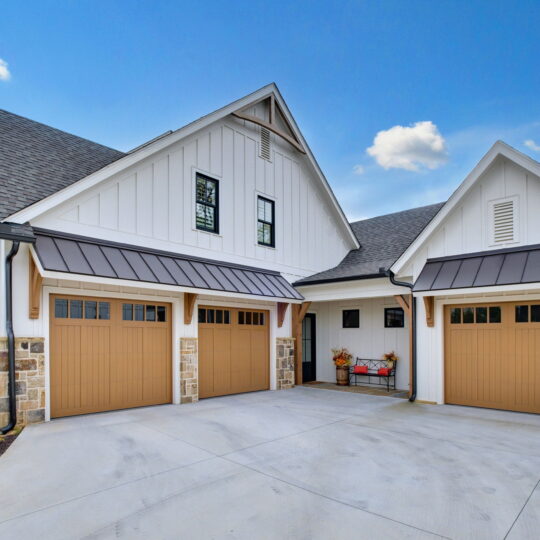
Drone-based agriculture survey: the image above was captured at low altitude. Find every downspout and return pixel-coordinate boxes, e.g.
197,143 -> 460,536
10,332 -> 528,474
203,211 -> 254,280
386,270 -> 417,402
1,241 -> 20,434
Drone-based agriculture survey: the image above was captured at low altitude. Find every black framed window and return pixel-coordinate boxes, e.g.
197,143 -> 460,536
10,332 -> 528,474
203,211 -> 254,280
342,309 -> 359,328
257,196 -> 275,247
195,173 -> 219,234
385,307 -> 404,328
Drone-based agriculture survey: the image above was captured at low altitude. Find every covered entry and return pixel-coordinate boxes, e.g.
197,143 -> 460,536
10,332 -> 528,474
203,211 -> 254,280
198,306 -> 269,398
444,301 -> 540,413
50,295 -> 172,417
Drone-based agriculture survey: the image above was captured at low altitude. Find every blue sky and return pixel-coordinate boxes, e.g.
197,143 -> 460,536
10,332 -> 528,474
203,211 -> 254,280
1,1 -> 540,220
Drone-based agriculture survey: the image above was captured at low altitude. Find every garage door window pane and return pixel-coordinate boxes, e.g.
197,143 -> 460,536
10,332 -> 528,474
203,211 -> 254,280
450,308 -> 461,324
259,313 -> 264,325
123,304 -> 133,321
146,305 -> 156,322
224,310 -> 230,324
246,312 -> 252,325
198,308 -> 206,323
515,305 -> 529,323
463,307 -> 474,324
476,307 -> 487,324
55,299 -> 68,318
70,300 -> 83,319
207,309 -> 215,323
99,302 -> 110,320
531,305 -> 540,323
253,312 -> 259,325
134,304 -> 144,321
85,301 -> 97,320
157,306 -> 166,322
216,310 -> 223,324
489,306 -> 501,323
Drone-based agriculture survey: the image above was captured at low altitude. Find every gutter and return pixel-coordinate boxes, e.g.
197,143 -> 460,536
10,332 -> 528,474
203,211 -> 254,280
0,223 -> 36,434
386,269 -> 417,403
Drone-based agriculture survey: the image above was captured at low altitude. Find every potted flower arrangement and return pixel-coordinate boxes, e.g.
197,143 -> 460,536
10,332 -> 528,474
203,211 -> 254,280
332,348 -> 352,386
382,351 -> 398,369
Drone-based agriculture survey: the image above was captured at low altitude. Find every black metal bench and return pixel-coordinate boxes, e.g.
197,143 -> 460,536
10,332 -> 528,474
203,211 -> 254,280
349,358 -> 396,391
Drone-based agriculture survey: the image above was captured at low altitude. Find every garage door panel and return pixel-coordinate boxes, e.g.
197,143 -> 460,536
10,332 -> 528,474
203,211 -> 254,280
445,301 -> 540,414
51,295 -> 171,418
199,307 -> 269,399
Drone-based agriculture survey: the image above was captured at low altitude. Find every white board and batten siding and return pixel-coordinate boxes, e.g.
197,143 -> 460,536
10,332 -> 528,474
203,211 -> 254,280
32,110 -> 352,284
313,298 -> 410,391
400,156 -> 540,281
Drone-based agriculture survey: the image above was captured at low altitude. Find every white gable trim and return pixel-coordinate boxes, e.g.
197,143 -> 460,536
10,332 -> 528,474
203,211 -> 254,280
6,83 -> 359,249
391,141 -> 540,275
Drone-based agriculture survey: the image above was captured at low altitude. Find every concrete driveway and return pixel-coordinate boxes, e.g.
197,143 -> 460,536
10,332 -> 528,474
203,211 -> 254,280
0,387 -> 539,540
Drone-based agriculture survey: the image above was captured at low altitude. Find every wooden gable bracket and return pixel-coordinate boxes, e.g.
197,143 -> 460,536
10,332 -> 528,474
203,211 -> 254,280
277,302 -> 289,328
232,94 -> 306,154
423,296 -> 435,327
291,301 -> 312,386
29,255 -> 43,319
184,293 -> 198,325
393,294 -> 411,317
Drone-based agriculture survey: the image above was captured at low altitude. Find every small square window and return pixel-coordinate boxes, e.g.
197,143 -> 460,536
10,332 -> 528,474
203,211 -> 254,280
122,303 -> 133,321
146,305 -> 156,322
516,305 -> 529,323
385,307 -> 404,328
55,299 -> 68,318
134,304 -> 144,321
157,306 -> 166,322
476,307 -> 487,324
70,300 -> 83,319
450,308 -> 461,324
85,301 -> 97,320
98,302 -> 110,320
343,309 -> 359,328
463,307 -> 474,324
489,306 -> 501,323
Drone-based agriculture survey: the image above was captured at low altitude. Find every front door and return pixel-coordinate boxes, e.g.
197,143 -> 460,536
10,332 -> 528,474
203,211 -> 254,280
302,313 -> 316,382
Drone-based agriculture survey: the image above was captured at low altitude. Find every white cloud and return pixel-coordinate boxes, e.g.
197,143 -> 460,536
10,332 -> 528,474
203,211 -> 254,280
524,139 -> 540,152
0,59 -> 11,81
352,164 -> 365,175
367,121 -> 447,171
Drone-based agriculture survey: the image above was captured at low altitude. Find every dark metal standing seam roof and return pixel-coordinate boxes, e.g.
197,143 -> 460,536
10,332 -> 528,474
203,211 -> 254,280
413,244 -> 540,292
33,229 -> 303,301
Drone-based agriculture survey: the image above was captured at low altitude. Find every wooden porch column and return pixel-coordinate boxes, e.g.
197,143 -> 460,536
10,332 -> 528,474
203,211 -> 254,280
291,301 -> 311,386
394,294 -> 413,397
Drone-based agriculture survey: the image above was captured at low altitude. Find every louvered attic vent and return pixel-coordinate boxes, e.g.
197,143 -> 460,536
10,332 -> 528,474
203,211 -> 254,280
259,127 -> 271,161
492,199 -> 516,244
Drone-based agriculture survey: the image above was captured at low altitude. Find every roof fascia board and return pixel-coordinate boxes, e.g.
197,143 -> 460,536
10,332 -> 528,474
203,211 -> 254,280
391,141 -> 540,274
413,282 -> 540,298
6,84 -> 359,249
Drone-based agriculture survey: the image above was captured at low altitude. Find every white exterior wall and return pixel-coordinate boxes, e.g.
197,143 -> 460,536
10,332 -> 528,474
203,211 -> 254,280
311,297 -> 410,390
31,111 -> 352,283
401,157 -> 540,281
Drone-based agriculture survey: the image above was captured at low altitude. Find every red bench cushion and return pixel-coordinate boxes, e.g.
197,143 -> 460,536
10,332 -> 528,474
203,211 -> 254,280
378,367 -> 391,376
353,365 -> 368,374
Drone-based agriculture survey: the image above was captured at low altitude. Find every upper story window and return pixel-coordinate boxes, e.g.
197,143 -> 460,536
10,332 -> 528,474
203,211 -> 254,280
196,173 -> 219,234
257,196 -> 275,247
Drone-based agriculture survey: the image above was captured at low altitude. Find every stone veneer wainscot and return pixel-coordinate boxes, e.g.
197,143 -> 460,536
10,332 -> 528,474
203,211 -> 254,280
180,337 -> 198,403
0,338 -> 46,426
276,337 -> 295,389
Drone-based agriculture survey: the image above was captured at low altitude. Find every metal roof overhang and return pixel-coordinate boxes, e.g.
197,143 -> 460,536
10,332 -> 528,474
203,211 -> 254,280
413,244 -> 540,292
33,228 -> 303,301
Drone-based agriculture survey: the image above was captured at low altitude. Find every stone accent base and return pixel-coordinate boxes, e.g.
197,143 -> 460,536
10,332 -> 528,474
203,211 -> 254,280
180,338 -> 198,403
276,337 -> 295,389
0,338 -> 45,426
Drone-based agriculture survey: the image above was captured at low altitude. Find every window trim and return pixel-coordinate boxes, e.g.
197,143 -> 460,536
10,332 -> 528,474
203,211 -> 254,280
342,309 -> 360,329
384,307 -> 405,328
257,195 -> 275,247
194,172 -> 220,235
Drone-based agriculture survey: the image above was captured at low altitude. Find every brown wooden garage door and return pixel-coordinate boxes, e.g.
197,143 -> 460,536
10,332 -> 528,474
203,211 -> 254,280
198,306 -> 269,398
50,295 -> 172,418
445,301 -> 540,414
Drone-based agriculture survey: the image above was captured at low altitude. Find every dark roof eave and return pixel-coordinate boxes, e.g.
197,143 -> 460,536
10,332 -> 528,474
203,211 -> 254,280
294,271 -> 387,287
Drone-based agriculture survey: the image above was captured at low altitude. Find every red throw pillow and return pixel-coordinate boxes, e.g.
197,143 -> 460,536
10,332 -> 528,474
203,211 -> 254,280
378,367 -> 391,376
353,365 -> 368,374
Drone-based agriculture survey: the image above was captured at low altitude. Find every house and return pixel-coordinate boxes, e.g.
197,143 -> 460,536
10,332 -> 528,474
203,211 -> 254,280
1,84 -> 539,430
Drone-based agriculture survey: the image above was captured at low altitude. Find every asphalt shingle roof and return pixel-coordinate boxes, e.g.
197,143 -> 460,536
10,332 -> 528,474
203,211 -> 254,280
0,109 -> 125,220
294,202 -> 445,286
